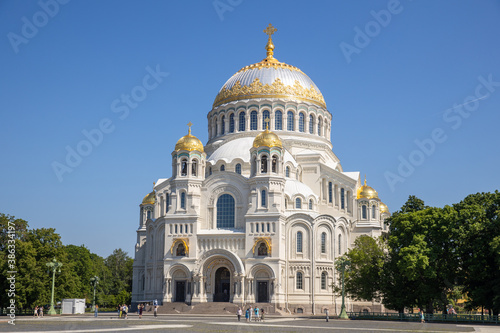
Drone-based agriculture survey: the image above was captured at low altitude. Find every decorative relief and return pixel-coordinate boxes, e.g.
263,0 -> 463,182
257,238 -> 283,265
213,78 -> 326,109
303,167 -> 317,174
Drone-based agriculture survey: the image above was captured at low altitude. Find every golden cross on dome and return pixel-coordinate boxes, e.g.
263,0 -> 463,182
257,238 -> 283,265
264,117 -> 270,130
263,23 -> 277,38
187,121 -> 193,134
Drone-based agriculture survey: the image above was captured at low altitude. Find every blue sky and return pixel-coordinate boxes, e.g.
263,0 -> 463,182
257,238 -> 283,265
1,0 -> 499,257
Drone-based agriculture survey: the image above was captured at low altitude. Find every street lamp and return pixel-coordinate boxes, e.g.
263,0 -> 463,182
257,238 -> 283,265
90,276 -> 99,311
335,256 -> 351,320
46,258 -> 63,315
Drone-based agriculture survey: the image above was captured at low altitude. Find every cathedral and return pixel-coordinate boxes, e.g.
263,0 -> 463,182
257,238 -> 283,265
131,25 -> 390,314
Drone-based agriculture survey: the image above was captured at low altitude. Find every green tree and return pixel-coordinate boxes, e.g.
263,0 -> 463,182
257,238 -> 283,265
343,235 -> 386,302
454,191 -> 500,316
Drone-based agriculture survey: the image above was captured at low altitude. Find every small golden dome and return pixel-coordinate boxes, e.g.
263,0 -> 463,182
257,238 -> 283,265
357,178 -> 379,200
142,191 -> 155,205
253,128 -> 282,148
175,122 -> 204,152
380,202 -> 389,214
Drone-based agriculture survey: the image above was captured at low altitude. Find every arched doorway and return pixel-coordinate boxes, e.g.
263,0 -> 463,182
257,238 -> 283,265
213,267 -> 230,302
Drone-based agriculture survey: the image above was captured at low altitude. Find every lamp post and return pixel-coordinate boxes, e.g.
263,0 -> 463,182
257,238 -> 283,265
90,276 -> 99,312
335,256 -> 351,320
46,258 -> 63,315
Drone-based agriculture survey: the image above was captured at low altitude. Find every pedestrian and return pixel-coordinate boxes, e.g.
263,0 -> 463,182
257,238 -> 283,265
139,304 -> 143,319
119,305 -> 122,318
39,306 -> 43,318
237,307 -> 242,321
34,306 -> 38,318
325,308 -> 329,322
154,305 -> 158,318
260,308 -> 265,322
94,305 -> 98,317
254,307 -> 259,321
245,308 -> 249,322
249,306 -> 253,322
123,304 -> 128,319
419,308 -> 425,323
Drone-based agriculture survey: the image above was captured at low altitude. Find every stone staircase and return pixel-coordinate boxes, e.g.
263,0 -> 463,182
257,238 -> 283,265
154,302 -> 278,315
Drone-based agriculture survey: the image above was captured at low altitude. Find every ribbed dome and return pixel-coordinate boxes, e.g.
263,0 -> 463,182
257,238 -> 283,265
175,125 -> 204,152
357,179 -> 379,200
213,25 -> 326,109
380,202 -> 389,214
142,191 -> 155,205
253,129 -> 282,148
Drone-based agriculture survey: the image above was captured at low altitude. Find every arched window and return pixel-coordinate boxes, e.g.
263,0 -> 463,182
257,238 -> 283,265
275,110 -> 282,130
192,159 -> 197,176
318,117 -> 322,136
147,210 -> 151,220
309,114 -> 314,134
295,198 -> 301,209
235,163 -> 241,174
215,121 -> 218,136
216,194 -> 235,229
220,164 -> 225,171
261,155 -> 268,173
180,192 -> 186,209
372,205 -> 376,219
285,166 -> 290,178
221,115 -> 225,134
362,205 -> 367,219
338,234 -> 342,254
287,111 -> 294,131
166,193 -> 170,213
250,111 -> 258,130
181,159 -> 188,176
328,182 -> 333,203
209,167 -> 212,176
257,242 -> 268,256
299,112 -> 305,132
262,110 -> 270,128
309,199 -> 313,210
251,156 -> 257,176
296,272 -> 303,289
297,231 -> 303,253
341,188 -> 345,209
321,232 -> 326,254
176,243 -> 186,256
321,271 -> 327,289
261,189 -> 266,207
271,155 -> 278,173
239,112 -> 246,131
229,113 -> 235,133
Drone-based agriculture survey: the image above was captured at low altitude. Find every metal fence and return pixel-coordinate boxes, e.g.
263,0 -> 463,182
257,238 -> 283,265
348,312 -> 499,324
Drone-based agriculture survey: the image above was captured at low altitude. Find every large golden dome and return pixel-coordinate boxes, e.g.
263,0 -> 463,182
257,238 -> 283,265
253,128 -> 282,148
142,191 -> 155,205
357,178 -> 379,200
175,123 -> 204,152
213,24 -> 326,109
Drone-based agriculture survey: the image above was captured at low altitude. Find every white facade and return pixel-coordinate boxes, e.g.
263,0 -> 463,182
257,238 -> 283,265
132,28 -> 390,314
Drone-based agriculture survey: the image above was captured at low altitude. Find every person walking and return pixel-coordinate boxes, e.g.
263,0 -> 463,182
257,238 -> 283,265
119,305 -> 122,318
260,308 -> 265,322
325,308 -> 329,322
34,306 -> 38,318
419,308 -> 425,323
245,308 -> 249,322
123,304 -> 128,319
94,305 -> 98,317
154,305 -> 158,318
237,307 -> 242,321
139,304 -> 143,319
39,306 -> 43,318
249,306 -> 253,322
254,307 -> 260,322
